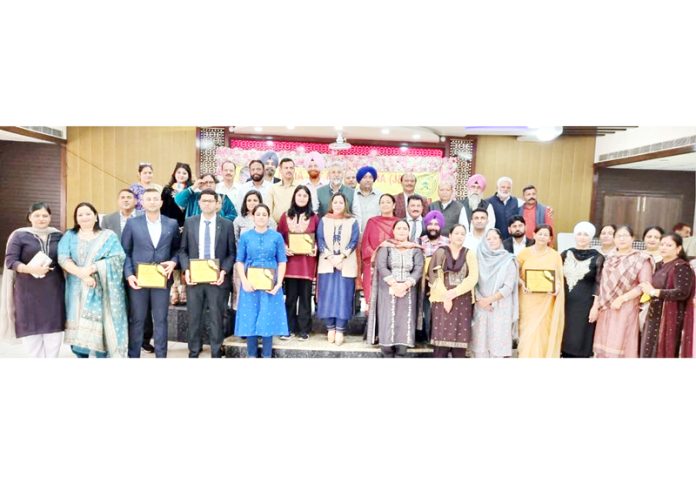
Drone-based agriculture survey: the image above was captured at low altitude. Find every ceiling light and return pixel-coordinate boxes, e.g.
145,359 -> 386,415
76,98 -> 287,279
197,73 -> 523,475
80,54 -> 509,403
329,132 -> 352,151
334,126 -> 343,131
381,128 -> 390,134
412,134 -> 421,140
254,127 -> 263,132
533,126 -> 563,142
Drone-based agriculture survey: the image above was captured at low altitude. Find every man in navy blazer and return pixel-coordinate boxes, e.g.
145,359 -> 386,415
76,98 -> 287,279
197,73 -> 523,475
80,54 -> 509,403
122,188 -> 181,358
179,189 -> 236,358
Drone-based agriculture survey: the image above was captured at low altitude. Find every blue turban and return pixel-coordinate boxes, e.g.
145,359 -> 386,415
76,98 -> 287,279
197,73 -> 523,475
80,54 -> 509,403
260,151 -> 279,167
356,166 -> 377,183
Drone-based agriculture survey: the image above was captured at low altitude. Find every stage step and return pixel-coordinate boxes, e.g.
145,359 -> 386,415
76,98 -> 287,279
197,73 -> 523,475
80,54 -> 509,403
223,334 -> 434,358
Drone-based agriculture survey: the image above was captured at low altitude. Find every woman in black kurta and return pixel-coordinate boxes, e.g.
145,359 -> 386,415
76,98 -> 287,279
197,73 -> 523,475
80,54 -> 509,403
1,203 -> 65,357
560,222 -> 604,358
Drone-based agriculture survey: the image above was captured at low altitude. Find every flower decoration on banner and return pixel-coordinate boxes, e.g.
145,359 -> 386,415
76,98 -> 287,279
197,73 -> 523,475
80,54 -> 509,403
217,144 -> 458,182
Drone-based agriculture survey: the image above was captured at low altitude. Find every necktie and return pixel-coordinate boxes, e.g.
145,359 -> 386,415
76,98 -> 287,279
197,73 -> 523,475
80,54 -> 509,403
410,219 -> 418,242
204,220 -> 212,259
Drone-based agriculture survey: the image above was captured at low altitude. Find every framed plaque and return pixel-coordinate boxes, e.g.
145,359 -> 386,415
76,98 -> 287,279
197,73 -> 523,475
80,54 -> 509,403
525,269 -> 556,293
246,267 -> 276,291
190,258 -> 220,284
289,233 -> 315,255
137,263 -> 167,288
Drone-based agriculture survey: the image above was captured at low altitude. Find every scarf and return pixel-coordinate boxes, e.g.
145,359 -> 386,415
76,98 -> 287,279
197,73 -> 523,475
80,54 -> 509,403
0,227 -> 61,341
598,249 -> 653,310
657,259 -> 695,357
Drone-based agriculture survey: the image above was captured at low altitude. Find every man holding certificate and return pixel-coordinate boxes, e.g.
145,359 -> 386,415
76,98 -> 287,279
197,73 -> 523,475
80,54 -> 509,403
179,189 -> 236,358
122,188 -> 181,358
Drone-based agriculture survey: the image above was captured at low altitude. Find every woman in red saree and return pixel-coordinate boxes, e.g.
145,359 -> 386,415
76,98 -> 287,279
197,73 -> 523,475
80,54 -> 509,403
639,233 -> 695,357
361,194 -> 399,306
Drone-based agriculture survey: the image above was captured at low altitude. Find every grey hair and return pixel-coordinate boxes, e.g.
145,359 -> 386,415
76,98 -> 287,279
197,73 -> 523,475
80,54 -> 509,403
497,176 -> 513,187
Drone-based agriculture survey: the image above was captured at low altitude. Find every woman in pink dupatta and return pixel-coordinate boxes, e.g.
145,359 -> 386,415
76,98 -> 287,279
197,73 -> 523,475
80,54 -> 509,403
361,194 -> 399,306
594,225 -> 653,358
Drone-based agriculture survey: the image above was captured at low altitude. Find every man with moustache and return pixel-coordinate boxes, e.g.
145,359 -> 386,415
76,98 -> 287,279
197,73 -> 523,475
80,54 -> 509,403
457,174 -> 495,233
405,195 -> 427,242
267,158 -> 299,223
417,211 -> 449,342
502,215 -> 534,255
216,160 -> 241,215
260,150 -> 281,184
518,185 -> 553,239
487,176 -> 520,239
343,168 -> 358,189
236,159 -> 273,209
302,151 -> 326,212
395,172 -> 430,218
316,161 -> 354,217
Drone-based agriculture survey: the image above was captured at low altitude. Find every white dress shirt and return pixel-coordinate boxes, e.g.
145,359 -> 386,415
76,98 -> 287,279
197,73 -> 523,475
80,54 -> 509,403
236,180 -> 273,210
216,181 -> 241,215
198,214 -> 217,259
146,215 -> 162,248
512,236 -> 528,256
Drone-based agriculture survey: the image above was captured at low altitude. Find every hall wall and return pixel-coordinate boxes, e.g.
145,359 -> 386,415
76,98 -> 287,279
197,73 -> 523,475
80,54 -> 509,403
66,127 -> 196,214
474,135 -> 596,235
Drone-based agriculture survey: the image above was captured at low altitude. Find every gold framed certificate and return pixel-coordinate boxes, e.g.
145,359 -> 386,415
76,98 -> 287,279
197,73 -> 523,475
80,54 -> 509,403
137,263 -> 167,288
246,267 -> 275,291
289,233 -> 315,255
525,269 -> 556,293
190,258 -> 220,284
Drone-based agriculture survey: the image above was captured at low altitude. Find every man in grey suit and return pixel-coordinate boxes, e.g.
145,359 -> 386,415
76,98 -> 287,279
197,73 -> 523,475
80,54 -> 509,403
101,188 -> 140,238
179,189 -> 236,358
316,161 -> 354,218
122,188 -> 181,358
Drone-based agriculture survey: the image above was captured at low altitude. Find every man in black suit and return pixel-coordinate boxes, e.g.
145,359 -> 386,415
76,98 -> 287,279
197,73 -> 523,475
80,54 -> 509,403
122,188 -> 181,358
179,189 -> 236,358
502,215 -> 534,255
405,194 -> 427,242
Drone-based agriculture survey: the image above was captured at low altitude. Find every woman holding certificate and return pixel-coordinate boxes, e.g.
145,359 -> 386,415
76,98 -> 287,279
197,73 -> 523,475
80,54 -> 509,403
1,203 -> 65,357
316,193 -> 360,346
277,186 -> 318,341
517,224 -> 565,358
57,202 -> 129,358
593,225 -> 653,358
235,204 -> 288,358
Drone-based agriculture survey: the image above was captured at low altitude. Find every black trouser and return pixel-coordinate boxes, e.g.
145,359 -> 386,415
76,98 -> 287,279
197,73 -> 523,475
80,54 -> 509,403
433,346 -> 467,358
186,283 -> 229,358
143,311 -> 154,344
128,287 -> 170,358
284,278 -> 312,336
381,345 -> 408,358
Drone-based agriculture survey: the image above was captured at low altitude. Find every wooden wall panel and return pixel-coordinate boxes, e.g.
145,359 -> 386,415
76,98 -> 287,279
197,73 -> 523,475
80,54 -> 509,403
66,126 -> 196,215
474,135 -> 596,235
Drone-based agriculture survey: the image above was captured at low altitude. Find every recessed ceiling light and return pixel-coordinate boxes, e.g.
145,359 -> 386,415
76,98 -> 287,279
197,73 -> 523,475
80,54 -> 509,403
381,128 -> 390,134
412,134 -> 421,140
254,127 -> 263,132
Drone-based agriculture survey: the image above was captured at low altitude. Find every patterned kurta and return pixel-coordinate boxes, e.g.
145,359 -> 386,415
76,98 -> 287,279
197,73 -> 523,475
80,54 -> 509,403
371,247 -> 424,347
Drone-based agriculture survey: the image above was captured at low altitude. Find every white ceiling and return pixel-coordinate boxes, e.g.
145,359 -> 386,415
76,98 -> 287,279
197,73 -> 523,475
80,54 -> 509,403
0,129 -> 52,143
610,151 -> 696,171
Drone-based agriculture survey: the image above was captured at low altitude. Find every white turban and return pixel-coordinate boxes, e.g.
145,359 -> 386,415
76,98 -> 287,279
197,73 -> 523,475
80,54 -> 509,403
573,221 -> 596,239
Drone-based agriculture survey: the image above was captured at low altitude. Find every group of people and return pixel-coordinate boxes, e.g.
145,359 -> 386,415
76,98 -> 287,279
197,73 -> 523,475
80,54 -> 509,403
1,157 -> 695,359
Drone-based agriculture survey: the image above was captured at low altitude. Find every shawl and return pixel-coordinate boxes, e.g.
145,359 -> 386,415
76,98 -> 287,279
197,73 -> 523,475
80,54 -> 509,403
477,230 -> 520,335
0,227 -> 61,341
58,230 -> 128,357
597,249 -> 653,311
362,216 -> 399,266
657,259 -> 695,357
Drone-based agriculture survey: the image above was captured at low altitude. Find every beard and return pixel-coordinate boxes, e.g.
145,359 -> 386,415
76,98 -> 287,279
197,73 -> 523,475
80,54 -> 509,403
308,169 -> 320,178
251,173 -> 263,182
468,193 -> 481,210
427,228 -> 441,240
511,229 -> 525,238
